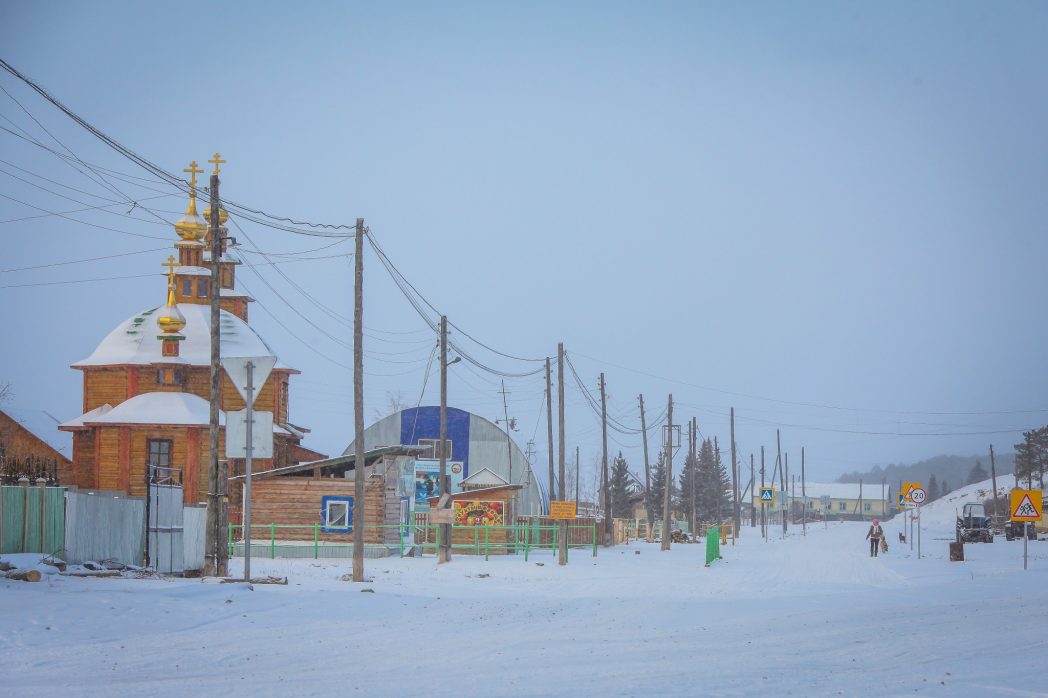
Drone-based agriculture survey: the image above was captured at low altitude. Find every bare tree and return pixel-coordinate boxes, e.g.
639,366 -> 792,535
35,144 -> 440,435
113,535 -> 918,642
0,382 -> 11,404
372,390 -> 409,421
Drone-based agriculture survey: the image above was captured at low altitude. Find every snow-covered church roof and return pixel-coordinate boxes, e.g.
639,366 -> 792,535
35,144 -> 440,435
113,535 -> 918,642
72,303 -> 291,370
74,392 -> 221,427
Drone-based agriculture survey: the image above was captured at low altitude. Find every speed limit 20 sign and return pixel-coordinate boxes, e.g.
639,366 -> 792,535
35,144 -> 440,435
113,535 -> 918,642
909,487 -> 928,506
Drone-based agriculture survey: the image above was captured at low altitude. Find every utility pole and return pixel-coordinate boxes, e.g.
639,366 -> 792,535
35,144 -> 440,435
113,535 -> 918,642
687,415 -> 695,534
204,153 -> 227,578
639,394 -> 654,542
575,446 -> 580,504
557,343 -> 567,566
990,444 -> 1000,527
545,358 -> 555,510
783,448 -> 788,536
730,407 -> 740,535
687,419 -> 695,537
776,430 -> 785,535
437,315 -> 451,563
750,453 -> 755,528
351,217 -> 366,582
499,381 -> 515,485
801,447 -> 807,536
600,373 -> 611,546
760,446 -> 766,540
661,394 -> 674,551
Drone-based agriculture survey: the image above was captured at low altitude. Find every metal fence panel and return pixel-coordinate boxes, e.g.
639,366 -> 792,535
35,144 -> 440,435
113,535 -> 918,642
64,491 -> 144,566
183,506 -> 206,573
147,484 -> 184,574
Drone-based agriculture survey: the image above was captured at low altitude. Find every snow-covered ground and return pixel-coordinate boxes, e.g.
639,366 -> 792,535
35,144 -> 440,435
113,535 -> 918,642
3,479 -> 1046,697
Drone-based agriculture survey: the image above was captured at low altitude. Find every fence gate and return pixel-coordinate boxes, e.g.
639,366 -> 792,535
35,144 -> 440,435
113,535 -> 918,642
0,484 -> 65,555
147,466 -> 184,574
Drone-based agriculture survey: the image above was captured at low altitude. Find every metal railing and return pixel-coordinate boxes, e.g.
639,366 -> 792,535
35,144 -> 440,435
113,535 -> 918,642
228,521 -> 600,561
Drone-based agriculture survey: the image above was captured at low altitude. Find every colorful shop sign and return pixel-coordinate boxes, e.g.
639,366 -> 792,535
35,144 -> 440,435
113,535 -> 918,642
453,500 -> 505,527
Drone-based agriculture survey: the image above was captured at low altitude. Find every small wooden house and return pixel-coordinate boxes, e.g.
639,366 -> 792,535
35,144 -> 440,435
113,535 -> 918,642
427,483 -> 523,554
229,446 -> 422,551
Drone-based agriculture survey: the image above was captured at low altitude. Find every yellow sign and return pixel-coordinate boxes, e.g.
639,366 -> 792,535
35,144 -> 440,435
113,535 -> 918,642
1010,489 -> 1042,522
549,500 -> 577,519
902,482 -> 922,501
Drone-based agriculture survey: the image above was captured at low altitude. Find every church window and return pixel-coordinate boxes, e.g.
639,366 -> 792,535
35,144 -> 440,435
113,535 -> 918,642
156,368 -> 184,386
147,439 -> 172,469
197,279 -> 208,298
322,496 -> 353,532
182,279 -> 192,296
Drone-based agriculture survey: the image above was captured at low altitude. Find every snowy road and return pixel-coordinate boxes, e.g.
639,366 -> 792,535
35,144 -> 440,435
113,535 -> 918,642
3,486 -> 1047,697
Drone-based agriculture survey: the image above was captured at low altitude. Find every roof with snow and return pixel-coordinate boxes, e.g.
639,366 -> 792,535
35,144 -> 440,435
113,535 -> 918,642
59,404 -> 113,430
72,304 -> 286,369
461,467 -> 509,487
78,392 -> 222,426
2,407 -> 73,457
790,482 -> 892,500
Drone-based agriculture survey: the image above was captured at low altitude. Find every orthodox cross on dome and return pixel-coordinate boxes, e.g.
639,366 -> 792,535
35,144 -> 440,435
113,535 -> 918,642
162,254 -> 178,279
208,152 -> 226,176
183,160 -> 204,189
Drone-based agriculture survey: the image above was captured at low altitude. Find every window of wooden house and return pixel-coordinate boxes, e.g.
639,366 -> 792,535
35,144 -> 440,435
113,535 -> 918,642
182,279 -> 192,296
321,496 -> 353,533
156,368 -> 184,386
197,279 -> 208,298
838,501 -> 847,511
417,438 -> 452,460
147,439 -> 172,469
863,502 -> 872,512
280,379 -> 289,420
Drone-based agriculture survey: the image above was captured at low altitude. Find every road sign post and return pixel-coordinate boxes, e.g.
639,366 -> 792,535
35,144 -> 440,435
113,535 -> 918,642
908,487 -> 927,559
1010,489 -> 1042,570
222,355 -> 277,582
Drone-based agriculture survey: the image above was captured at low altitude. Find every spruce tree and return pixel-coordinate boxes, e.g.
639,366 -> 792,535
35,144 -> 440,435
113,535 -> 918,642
928,473 -> 939,500
967,460 -> 988,486
677,450 -> 698,526
648,450 -> 666,524
609,452 -> 633,519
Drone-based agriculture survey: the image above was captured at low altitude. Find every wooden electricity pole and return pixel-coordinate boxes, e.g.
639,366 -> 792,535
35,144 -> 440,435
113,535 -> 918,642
204,155 -> 227,578
801,447 -> 807,535
437,315 -> 451,564
689,418 -> 697,537
351,217 -> 366,582
600,373 -> 611,546
990,444 -> 1000,526
661,394 -> 674,551
760,446 -> 766,540
750,453 -> 756,528
557,343 -> 567,566
730,407 -> 739,535
639,394 -> 654,542
575,446 -> 580,503
545,357 -> 555,512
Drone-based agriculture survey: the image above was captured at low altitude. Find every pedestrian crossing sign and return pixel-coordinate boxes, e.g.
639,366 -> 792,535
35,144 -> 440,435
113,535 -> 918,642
759,487 -> 775,503
1010,489 -> 1042,522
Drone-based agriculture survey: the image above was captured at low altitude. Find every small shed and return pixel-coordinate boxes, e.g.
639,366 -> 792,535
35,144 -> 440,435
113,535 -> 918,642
426,483 -> 522,554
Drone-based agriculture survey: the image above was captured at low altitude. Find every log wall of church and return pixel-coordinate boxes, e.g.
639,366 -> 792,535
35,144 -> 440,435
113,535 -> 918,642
84,368 -> 128,412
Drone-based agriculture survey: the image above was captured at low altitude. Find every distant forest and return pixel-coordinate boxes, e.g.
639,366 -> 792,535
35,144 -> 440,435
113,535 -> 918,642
837,453 -> 1015,494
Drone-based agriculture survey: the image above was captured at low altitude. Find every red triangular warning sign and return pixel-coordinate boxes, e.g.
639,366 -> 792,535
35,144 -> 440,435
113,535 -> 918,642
1012,493 -> 1039,520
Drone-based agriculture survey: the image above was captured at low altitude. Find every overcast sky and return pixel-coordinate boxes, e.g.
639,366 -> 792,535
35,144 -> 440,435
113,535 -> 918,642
2,2 -> 1047,488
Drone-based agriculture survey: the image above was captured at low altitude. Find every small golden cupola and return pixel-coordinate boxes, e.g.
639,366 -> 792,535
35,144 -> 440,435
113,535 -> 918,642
157,255 -> 187,357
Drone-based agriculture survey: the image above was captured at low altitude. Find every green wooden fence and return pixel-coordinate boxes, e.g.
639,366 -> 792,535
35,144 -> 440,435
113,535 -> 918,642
0,484 -> 66,555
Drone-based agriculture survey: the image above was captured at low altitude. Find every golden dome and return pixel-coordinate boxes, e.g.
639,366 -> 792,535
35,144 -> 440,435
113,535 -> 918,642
157,304 -> 186,334
203,204 -> 229,226
174,200 -> 208,241
157,255 -> 186,334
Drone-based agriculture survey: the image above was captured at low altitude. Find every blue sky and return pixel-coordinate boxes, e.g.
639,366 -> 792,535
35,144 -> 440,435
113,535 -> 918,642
2,2 -> 1047,488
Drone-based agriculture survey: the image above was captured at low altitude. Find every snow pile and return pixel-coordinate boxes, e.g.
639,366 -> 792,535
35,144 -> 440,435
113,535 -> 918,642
909,477 -> 1013,536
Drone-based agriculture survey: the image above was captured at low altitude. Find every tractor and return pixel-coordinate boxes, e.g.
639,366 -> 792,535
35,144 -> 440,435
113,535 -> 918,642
956,503 -> 994,543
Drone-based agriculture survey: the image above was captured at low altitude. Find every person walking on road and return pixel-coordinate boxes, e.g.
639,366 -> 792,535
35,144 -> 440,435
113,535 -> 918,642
865,519 -> 884,557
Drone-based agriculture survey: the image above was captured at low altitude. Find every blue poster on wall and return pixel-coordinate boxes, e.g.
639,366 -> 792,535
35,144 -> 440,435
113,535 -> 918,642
414,460 -> 464,508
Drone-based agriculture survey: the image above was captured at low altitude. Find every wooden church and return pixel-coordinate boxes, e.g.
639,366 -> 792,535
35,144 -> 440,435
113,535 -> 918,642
58,158 -> 325,504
